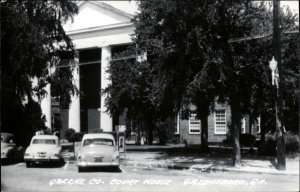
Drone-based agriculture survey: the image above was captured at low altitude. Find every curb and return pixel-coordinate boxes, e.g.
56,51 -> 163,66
123,162 -> 299,176
61,155 -> 299,176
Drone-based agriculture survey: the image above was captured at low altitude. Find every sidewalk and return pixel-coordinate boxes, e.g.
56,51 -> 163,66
61,143 -> 299,176
122,150 -> 299,176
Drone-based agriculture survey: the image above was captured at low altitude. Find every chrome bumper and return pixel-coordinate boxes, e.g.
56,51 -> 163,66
24,156 -> 61,162
77,161 -> 119,167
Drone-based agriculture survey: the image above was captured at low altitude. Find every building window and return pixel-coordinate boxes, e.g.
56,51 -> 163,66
241,118 -> 246,134
174,113 -> 180,134
214,110 -> 226,135
189,112 -> 201,134
257,117 -> 261,133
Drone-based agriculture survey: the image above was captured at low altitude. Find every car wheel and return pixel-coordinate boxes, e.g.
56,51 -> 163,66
26,162 -> 32,168
6,151 -> 14,164
114,166 -> 121,172
78,167 -> 84,172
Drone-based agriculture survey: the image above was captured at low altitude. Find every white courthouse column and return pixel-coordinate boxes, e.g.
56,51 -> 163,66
100,46 -> 113,132
40,67 -> 55,130
69,58 -> 81,132
40,83 -> 51,129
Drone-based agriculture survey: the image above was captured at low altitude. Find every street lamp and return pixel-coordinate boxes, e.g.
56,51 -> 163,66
269,56 -> 286,170
269,56 -> 279,88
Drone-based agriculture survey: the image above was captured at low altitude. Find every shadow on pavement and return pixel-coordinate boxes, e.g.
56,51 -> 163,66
79,167 -> 122,173
1,158 -> 24,166
26,160 -> 66,168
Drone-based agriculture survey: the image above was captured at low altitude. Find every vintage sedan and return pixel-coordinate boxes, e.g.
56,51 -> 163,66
1,132 -> 23,163
24,135 -> 62,167
76,133 -> 119,172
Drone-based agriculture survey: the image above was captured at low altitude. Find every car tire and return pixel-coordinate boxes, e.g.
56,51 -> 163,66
78,167 -> 84,172
114,166 -> 121,172
26,162 -> 32,168
6,150 -> 14,164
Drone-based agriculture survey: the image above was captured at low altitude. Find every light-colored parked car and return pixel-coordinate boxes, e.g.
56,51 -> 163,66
77,133 -> 119,172
24,135 -> 62,167
1,132 -> 23,163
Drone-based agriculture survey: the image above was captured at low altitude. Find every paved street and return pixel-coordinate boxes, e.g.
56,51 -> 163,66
1,161 -> 299,192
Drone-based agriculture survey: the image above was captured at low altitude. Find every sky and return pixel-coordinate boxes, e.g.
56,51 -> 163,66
280,1 -> 299,13
101,1 -> 139,15
102,1 -> 299,15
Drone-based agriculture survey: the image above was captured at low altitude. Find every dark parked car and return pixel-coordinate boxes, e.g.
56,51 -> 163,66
1,132 -> 24,163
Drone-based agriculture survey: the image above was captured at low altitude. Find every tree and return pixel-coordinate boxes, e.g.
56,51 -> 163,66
131,0 -> 298,166
1,0 -> 78,146
103,47 -> 157,145
103,1 -> 298,166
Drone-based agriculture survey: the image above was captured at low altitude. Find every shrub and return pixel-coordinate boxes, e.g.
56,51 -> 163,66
43,128 -> 53,135
173,138 -> 180,144
73,132 -> 84,142
158,129 -> 167,145
285,132 -> 299,153
222,134 -> 256,148
64,128 -> 76,142
258,139 -> 277,156
240,134 -> 256,148
259,131 -> 299,156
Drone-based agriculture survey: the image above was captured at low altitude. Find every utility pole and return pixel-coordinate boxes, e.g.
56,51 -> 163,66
273,0 -> 286,170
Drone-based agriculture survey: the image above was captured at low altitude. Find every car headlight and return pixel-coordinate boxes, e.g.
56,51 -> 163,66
78,155 -> 85,162
111,154 -> 119,162
25,153 -> 30,156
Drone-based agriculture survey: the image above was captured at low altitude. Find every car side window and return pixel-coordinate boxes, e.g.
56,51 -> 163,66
32,139 -> 43,144
93,138 -> 114,146
83,139 -> 92,146
44,139 -> 56,145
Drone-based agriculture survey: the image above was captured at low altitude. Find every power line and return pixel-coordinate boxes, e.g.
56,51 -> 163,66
55,60 -> 102,69
55,30 -> 298,68
55,55 -> 138,69
228,30 -> 298,43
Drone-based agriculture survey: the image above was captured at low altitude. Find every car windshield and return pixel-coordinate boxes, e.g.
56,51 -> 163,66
83,138 -> 114,146
32,139 -> 56,145
1,136 -> 14,143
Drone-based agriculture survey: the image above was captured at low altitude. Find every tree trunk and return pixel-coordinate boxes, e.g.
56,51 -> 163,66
275,100 -> 286,170
273,0 -> 286,171
260,112 -> 266,144
231,102 -> 242,167
200,114 -> 209,153
146,116 -> 154,145
249,115 -> 253,135
137,117 -> 141,145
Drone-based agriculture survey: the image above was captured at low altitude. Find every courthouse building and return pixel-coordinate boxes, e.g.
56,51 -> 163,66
39,1 -> 260,144
40,1 -> 135,135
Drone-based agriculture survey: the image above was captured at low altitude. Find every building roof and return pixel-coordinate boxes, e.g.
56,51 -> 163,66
77,1 -> 134,19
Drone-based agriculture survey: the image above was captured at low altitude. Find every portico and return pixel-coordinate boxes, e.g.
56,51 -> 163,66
40,1 -> 135,134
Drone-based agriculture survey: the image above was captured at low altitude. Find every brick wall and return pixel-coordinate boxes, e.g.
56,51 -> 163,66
207,103 -> 230,143
179,119 -> 201,145
164,116 -> 180,143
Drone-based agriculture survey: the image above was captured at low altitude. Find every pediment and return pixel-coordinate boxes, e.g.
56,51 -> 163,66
64,1 -> 133,32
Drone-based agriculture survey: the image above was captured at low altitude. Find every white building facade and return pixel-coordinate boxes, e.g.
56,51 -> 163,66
40,1 -> 136,134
